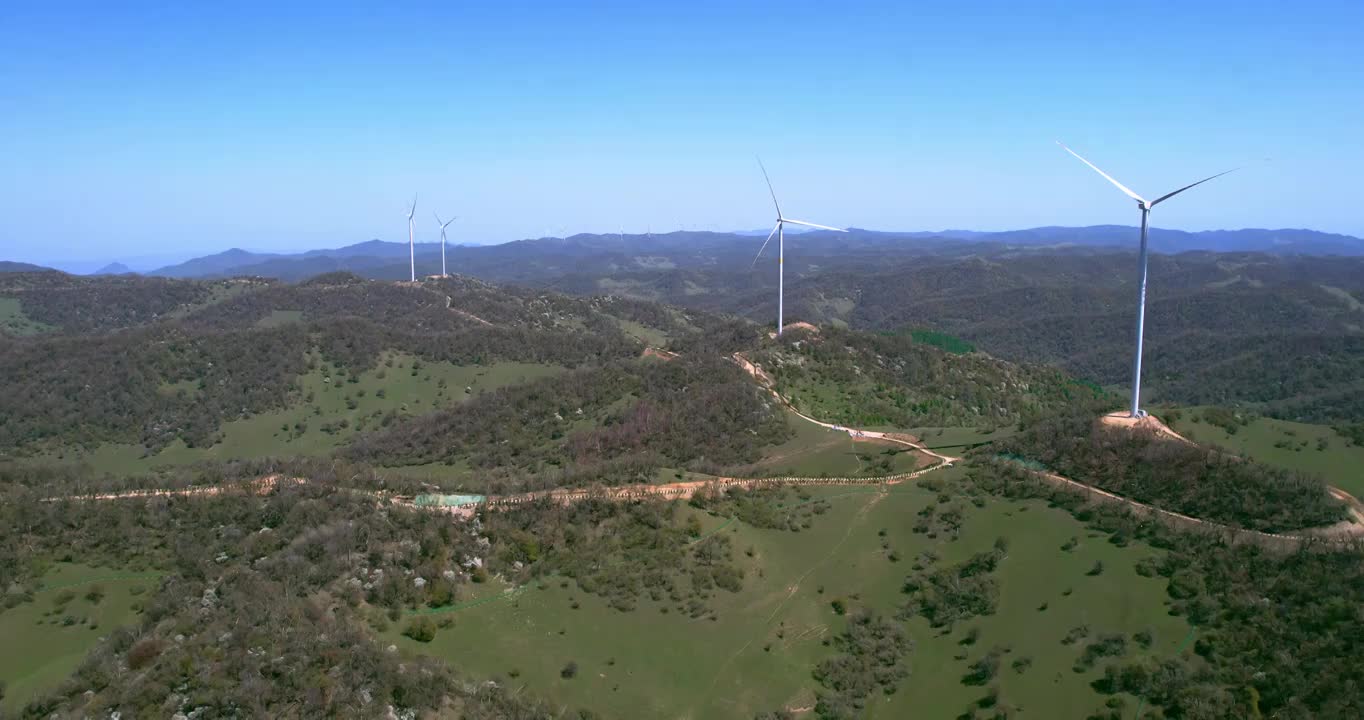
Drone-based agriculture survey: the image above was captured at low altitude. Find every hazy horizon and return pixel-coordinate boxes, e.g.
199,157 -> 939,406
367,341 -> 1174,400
12,221 -> 1362,276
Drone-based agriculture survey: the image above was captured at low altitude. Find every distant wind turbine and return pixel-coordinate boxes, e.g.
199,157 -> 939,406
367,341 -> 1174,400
750,158 -> 845,336
434,212 -> 456,278
1058,141 -> 1238,418
405,194 -> 418,282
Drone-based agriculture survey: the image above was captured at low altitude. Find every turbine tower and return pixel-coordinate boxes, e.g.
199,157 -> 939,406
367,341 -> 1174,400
1058,142 -> 1237,418
750,158 -> 845,336
405,194 -> 418,282
434,212 -> 456,277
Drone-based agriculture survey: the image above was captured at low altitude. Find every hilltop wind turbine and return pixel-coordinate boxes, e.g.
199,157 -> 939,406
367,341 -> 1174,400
405,194 -> 418,282
1058,141 -> 1238,418
750,159 -> 845,336
434,212 -> 456,277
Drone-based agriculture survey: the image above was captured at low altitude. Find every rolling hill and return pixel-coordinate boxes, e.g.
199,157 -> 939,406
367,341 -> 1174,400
5,266 -> 1364,720
138,226 -> 1364,284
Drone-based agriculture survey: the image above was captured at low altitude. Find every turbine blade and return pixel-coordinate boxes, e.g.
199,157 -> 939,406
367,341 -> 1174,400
782,218 -> 845,233
750,222 -> 781,270
757,157 -> 782,217
1057,141 -> 1146,204
1149,168 -> 1240,207
433,212 -> 444,226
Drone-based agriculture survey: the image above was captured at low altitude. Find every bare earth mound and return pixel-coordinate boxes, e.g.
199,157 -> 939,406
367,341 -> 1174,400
1099,410 -> 1193,444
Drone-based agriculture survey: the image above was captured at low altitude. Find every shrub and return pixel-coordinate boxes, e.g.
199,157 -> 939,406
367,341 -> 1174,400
127,637 -> 164,670
402,617 -> 437,643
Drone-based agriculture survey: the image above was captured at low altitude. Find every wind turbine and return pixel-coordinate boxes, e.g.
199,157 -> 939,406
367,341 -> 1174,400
434,212 -> 456,277
1058,141 -> 1237,418
405,194 -> 418,282
750,158 -> 845,336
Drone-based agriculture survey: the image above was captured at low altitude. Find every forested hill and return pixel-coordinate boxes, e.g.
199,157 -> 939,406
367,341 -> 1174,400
0,271 -> 709,455
0,270 -> 1097,486
552,252 -> 1364,424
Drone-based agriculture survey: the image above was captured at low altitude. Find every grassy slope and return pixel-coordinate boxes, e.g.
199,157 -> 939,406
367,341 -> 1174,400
1168,406 -> 1364,496
46,353 -> 562,475
741,409 -> 921,478
386,470 -> 1185,719
909,425 -> 1020,450
0,564 -> 158,712
0,296 -> 55,336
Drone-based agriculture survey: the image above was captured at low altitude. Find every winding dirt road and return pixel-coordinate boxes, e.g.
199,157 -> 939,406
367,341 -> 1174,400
41,355 -> 958,510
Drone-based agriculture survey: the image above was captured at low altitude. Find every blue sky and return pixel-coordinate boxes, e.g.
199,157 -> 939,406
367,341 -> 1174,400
1,0 -> 1361,268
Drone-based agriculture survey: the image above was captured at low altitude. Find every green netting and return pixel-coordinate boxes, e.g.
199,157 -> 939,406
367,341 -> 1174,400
412,494 -> 486,507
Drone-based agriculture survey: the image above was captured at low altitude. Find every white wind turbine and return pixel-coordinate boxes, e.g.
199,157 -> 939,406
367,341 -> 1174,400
750,159 -> 845,335
434,212 -> 456,277
1058,141 -> 1238,418
405,194 -> 418,282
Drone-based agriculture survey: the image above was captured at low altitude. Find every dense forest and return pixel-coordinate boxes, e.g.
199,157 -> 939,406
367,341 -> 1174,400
344,356 -> 791,490
0,271 -> 222,333
0,272 -> 705,456
750,325 -> 1109,429
968,461 -> 1364,719
993,411 -> 1345,532
542,251 -> 1364,424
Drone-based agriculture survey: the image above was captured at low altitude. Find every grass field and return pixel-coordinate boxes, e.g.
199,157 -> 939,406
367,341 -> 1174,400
0,563 -> 158,712
255,308 -> 304,327
1166,407 -> 1364,496
742,409 -> 921,478
43,354 -> 563,475
386,468 -> 1186,719
614,318 -> 670,347
0,296 -> 55,336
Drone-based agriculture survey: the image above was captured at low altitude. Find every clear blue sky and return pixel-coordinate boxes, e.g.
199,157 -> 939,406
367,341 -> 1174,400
2,0 -> 1361,267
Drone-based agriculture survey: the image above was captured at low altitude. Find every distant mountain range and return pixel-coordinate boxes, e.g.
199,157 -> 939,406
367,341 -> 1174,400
131,226 -> 1364,284
0,261 -> 54,273
8,226 -> 1362,284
